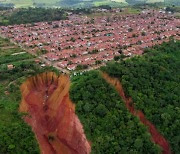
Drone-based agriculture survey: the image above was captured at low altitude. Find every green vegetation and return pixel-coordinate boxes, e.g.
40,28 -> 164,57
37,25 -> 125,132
86,7 -> 140,18
0,37 -> 58,153
0,87 -> 39,154
0,6 -> 13,10
0,36 -> 179,153
70,71 -> 161,153
166,6 -> 180,13
0,3 -> 14,8
0,0 -> 59,8
93,0 -> 127,7
0,52 -> 34,65
101,40 -> 180,153
0,38 -> 35,65
0,0 -> 33,8
0,8 -> 68,25
37,49 -> 48,55
76,64 -> 88,70
89,49 -> 99,54
127,0 -> 179,5
0,0 -> 179,8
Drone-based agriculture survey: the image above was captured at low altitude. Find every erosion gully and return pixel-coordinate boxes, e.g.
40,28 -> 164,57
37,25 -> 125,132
19,72 -> 91,154
102,73 -> 171,154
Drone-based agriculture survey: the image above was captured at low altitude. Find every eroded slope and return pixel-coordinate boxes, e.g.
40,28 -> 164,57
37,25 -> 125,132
102,72 -> 171,154
19,72 -> 91,154
70,71 -> 161,153
101,41 -> 180,153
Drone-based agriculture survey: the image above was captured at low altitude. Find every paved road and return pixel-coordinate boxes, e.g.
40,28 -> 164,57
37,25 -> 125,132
19,44 -> 70,74
39,56 -> 70,74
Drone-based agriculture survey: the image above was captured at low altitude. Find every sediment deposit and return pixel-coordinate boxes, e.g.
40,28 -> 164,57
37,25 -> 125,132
19,72 -> 91,154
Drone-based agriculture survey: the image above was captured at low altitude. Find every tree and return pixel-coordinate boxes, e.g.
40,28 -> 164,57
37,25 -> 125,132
141,31 -> 146,36
95,60 -> 102,65
95,104 -> 108,117
70,37 -> 75,42
114,56 -> 121,61
128,28 -> 133,32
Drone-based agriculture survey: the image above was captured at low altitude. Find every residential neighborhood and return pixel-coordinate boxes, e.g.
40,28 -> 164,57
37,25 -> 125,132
0,2 -> 180,154
0,9 -> 179,71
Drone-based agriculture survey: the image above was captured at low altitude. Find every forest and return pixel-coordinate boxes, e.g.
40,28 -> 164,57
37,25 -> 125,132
70,71 -> 161,153
101,40 -> 180,153
0,8 -> 68,26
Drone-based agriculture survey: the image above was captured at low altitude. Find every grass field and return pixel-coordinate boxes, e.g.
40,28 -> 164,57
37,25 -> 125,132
110,0 -> 126,3
2,0 -> 33,7
175,12 -> 180,18
0,0 -> 59,8
147,0 -> 163,2
0,0 -> 178,8
0,0 -> 128,8
87,7 -> 140,18
93,0 -> 127,6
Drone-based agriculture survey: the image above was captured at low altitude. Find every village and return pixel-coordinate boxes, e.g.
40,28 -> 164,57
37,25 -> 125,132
0,9 -> 179,72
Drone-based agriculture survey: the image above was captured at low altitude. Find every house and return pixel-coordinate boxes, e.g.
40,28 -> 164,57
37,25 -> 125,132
0,10 -> 179,71
67,64 -> 76,71
57,61 -> 68,68
7,64 -> 14,70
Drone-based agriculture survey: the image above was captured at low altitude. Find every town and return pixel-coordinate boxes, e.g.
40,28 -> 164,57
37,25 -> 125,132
0,2 -> 180,154
0,9 -> 179,72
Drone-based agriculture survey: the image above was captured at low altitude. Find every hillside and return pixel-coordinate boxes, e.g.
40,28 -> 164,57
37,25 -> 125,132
0,37 -> 40,153
0,37 -> 59,153
0,34 -> 180,153
0,0 -> 179,8
0,0 -> 125,8
71,40 -> 180,153
101,40 -> 180,153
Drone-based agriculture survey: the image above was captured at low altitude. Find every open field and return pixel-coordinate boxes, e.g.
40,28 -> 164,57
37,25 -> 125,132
0,37 -> 40,153
0,0 -> 59,7
86,7 -> 140,17
147,0 -> 163,2
93,0 -> 127,7
1,0 -> 178,8
0,0 -> 33,7
175,12 -> 180,18
0,38 -> 35,64
111,0 -> 126,3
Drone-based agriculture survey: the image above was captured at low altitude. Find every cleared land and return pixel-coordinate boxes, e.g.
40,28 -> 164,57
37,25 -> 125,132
2,0 -> 178,8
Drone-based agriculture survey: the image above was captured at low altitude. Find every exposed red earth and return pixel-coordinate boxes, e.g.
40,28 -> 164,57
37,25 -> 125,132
102,73 -> 171,154
19,72 -> 91,154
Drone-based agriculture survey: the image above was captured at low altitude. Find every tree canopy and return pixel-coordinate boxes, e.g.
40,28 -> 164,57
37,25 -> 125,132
70,71 -> 161,153
101,40 -> 180,153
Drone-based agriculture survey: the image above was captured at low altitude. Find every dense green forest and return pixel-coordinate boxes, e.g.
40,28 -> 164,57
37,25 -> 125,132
0,37 -> 58,153
0,8 -> 68,26
101,40 -> 180,153
70,71 -> 161,153
0,6 -> 13,10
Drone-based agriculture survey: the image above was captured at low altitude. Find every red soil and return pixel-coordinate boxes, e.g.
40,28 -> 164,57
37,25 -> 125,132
19,72 -> 91,154
102,73 -> 171,154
